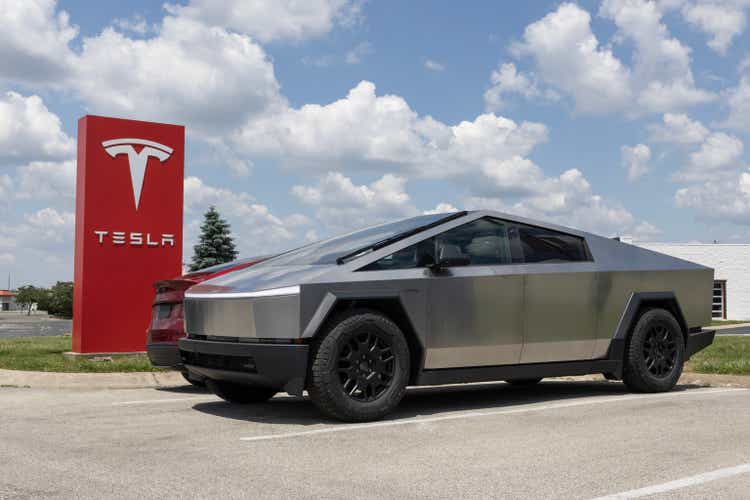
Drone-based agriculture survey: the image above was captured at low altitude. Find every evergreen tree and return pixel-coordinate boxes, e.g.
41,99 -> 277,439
190,206 -> 238,271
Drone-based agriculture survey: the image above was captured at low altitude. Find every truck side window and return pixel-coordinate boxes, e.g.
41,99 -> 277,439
516,224 -> 590,263
435,217 -> 511,266
359,217 -> 512,270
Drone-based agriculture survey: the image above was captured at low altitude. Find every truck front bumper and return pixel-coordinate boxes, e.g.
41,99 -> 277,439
178,338 -> 309,396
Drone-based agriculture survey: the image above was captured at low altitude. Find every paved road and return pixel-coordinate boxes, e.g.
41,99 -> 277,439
1,380 -> 748,499
0,313 -> 71,338
716,325 -> 750,336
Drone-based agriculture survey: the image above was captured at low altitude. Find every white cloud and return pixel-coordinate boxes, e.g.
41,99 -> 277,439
647,113 -> 709,144
511,3 -> 632,115
236,80 -> 547,179
184,176 -> 308,256
424,59 -> 445,72
681,1 -> 747,55
0,206 -> 76,284
483,62 -> 558,111
0,92 -> 75,164
675,132 -> 744,181
665,113 -> 750,222
464,169 -> 636,237
0,253 -> 14,265
0,2 -> 286,139
73,16 -> 284,136
21,207 -> 75,248
237,79 -> 640,236
0,174 -> 12,213
632,221 -> 662,240
599,0 -> 714,113
621,144 -> 652,181
345,41 -> 373,64
511,2 -> 713,116
675,174 -> 750,223
0,0 -> 78,86
292,172 -> 417,230
112,14 -> 153,36
424,202 -> 459,214
166,0 -> 361,42
15,160 -> 75,203
720,75 -> 750,131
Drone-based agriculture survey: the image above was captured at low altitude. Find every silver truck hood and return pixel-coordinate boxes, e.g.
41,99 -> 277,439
186,264 -> 333,296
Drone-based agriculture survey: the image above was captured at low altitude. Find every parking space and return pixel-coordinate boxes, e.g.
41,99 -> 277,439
1,380 -> 748,499
0,313 -> 72,338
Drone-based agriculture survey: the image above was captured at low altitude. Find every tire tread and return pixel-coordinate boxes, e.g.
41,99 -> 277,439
622,308 -> 684,393
308,309 -> 409,422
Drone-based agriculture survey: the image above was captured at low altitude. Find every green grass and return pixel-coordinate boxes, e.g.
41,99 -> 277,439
0,336 -> 163,373
687,336 -> 750,375
710,319 -> 749,326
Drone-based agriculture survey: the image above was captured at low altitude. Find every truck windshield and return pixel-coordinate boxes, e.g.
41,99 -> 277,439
261,212 -> 465,266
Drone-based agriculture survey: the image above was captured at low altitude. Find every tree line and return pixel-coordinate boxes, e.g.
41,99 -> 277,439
15,282 -> 74,318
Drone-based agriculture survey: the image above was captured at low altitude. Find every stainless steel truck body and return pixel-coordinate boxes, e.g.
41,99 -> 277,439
179,211 -> 715,421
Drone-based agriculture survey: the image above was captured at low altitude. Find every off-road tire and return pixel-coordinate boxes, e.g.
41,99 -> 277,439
206,380 -> 276,404
308,309 -> 410,422
622,308 -> 685,393
505,378 -> 543,386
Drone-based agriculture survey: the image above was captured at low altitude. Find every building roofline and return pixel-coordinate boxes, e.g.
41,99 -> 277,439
637,242 -> 750,247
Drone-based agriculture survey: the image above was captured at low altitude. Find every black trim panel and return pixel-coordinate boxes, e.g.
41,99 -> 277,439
179,338 -> 309,396
416,359 -> 621,386
686,329 -> 715,359
612,292 -> 688,342
146,342 -> 182,369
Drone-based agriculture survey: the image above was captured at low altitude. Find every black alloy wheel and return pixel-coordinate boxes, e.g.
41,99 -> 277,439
308,309 -> 410,422
337,329 -> 396,402
642,324 -> 678,378
622,308 -> 685,393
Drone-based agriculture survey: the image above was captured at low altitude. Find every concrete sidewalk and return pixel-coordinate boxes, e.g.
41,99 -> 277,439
1,367 -> 748,390
0,368 -> 185,389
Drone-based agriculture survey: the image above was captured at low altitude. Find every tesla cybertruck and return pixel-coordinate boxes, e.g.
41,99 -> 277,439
179,211 -> 715,421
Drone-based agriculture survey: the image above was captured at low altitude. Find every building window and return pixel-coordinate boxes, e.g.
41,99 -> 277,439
712,280 -> 727,320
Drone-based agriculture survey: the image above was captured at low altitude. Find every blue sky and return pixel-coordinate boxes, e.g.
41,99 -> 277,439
2,0 -> 750,286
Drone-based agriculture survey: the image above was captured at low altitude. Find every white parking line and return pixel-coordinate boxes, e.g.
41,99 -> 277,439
111,395 -> 218,406
239,387 -> 747,442
591,463 -> 750,499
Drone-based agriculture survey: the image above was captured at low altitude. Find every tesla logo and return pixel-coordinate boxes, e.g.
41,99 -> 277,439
93,230 -> 175,247
102,138 -> 174,210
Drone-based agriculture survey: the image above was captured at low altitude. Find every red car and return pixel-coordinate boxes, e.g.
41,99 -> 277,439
146,257 -> 267,385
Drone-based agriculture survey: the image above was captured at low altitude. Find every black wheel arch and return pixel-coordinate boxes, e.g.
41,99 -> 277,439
607,292 -> 689,375
304,295 -> 425,385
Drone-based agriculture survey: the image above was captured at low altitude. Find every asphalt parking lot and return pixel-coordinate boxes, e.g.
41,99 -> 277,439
1,380 -> 748,499
0,313 -> 71,338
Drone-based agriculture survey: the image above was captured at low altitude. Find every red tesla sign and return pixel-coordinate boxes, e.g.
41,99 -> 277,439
73,116 -> 184,353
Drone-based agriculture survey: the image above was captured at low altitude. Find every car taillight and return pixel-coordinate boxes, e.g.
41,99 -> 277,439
149,328 -> 185,342
172,303 -> 184,319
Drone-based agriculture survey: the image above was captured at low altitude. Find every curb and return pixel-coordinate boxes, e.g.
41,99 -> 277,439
2,368 -> 749,390
0,368 -> 185,389
712,322 -> 750,330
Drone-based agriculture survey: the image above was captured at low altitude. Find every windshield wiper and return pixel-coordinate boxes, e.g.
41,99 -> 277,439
336,211 -> 467,265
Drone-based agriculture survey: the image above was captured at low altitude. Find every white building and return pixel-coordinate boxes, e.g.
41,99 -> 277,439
0,290 -> 18,311
634,242 -> 750,321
